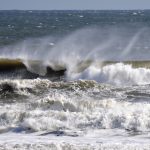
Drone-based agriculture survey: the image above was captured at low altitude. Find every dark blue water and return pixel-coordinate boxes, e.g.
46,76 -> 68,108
0,10 -> 150,46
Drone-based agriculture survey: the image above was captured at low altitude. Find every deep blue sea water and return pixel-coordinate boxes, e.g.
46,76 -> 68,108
0,10 -> 150,46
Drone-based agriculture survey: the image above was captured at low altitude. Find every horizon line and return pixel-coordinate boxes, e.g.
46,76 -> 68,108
0,9 -> 150,11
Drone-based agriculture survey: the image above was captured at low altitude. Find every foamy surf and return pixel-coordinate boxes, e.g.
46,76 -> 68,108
67,63 -> 150,86
0,79 -> 150,149
0,132 -> 150,150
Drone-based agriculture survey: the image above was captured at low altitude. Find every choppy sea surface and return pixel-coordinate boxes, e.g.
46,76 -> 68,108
0,10 -> 150,149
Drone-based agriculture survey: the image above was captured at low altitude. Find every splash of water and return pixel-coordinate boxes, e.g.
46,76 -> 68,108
0,27 -> 150,85
67,63 -> 150,86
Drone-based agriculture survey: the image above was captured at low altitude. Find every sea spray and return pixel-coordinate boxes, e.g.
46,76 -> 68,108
121,28 -> 146,57
0,27 -> 150,83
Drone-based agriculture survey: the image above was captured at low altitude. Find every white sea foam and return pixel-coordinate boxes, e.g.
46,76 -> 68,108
0,132 -> 150,150
0,79 -> 150,132
0,99 -> 150,149
67,63 -> 150,86
0,78 -> 149,149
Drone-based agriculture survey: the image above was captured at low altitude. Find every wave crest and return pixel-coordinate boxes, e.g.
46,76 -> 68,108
67,63 -> 150,86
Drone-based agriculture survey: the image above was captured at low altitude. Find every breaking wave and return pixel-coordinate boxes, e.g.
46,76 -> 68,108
0,27 -> 150,86
0,79 -> 149,134
67,63 -> 150,86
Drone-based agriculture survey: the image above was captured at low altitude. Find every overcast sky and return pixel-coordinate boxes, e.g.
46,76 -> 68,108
0,0 -> 150,10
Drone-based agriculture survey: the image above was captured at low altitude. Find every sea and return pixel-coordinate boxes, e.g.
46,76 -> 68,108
0,10 -> 150,149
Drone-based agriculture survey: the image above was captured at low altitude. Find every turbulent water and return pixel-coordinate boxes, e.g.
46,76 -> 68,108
0,10 -> 150,149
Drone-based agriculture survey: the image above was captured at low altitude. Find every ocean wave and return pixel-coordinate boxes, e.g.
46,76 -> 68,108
0,96 -> 150,133
0,79 -> 149,134
1,58 -> 150,86
0,27 -> 150,83
67,63 -> 150,86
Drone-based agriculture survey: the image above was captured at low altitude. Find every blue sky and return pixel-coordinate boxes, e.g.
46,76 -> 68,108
0,0 -> 150,10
